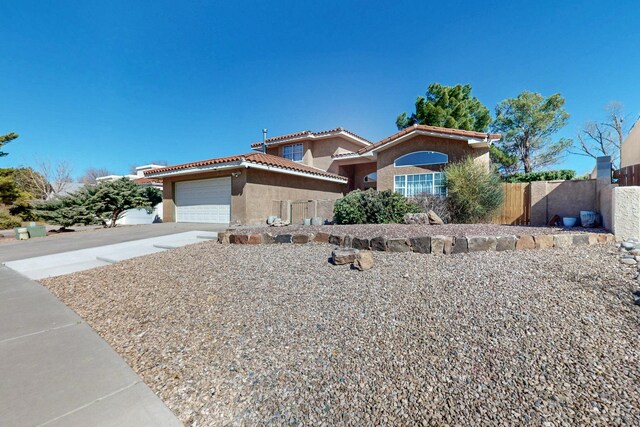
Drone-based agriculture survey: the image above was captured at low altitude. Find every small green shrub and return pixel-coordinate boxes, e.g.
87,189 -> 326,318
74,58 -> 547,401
503,169 -> 576,183
0,208 -> 22,229
445,157 -> 504,223
333,189 -> 419,224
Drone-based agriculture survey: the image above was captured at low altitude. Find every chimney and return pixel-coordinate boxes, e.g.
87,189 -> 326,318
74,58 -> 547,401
262,129 -> 268,153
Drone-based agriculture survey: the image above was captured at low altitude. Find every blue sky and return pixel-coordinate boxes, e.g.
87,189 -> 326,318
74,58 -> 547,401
1,0 -> 639,178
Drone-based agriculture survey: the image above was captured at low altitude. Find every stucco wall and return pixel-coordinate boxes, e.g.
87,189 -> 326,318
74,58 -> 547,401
376,134 -> 488,191
243,168 -> 346,225
613,186 -> 640,240
265,137 -> 364,172
621,120 -> 640,168
529,180 -> 598,225
161,169 -> 246,224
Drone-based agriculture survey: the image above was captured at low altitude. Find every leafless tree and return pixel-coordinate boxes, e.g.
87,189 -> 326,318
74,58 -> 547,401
570,102 -> 628,169
79,167 -> 112,184
22,160 -> 74,199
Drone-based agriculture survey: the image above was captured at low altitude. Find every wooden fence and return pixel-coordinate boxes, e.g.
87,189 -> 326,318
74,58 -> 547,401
290,200 -> 310,225
618,164 -> 640,186
490,183 -> 531,225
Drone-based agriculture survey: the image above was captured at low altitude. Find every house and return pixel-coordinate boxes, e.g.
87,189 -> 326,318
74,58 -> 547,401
621,117 -> 640,169
144,125 -> 501,225
96,164 -> 165,224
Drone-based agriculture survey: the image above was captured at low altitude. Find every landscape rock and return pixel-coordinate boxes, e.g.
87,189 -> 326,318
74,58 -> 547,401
496,235 -> 517,251
217,232 -> 229,244
262,233 -> 275,244
409,236 -> 431,254
554,234 -> 573,249
328,234 -> 344,246
403,213 -> 429,224
431,235 -> 453,255
292,234 -> 311,244
353,251 -> 374,270
274,234 -> 293,244
427,210 -> 444,225
572,234 -> 590,246
629,248 -> 640,257
620,257 -> 637,265
343,235 -> 353,248
621,241 -> 635,250
247,234 -> 263,244
351,237 -> 370,250
467,236 -> 497,252
269,218 -> 289,227
451,236 -> 468,254
331,248 -> 359,265
370,236 -> 386,251
534,235 -> 554,249
313,232 -> 330,243
229,234 -> 248,244
516,235 -> 535,250
386,238 -> 411,252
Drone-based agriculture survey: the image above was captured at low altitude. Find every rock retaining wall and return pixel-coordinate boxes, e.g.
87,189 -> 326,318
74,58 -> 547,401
218,230 -> 615,254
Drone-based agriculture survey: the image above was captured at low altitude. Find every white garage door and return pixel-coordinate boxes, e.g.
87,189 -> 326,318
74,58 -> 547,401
175,177 -> 231,224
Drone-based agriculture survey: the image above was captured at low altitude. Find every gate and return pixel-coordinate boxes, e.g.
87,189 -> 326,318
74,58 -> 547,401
290,201 -> 310,225
490,183 -> 531,225
618,164 -> 640,186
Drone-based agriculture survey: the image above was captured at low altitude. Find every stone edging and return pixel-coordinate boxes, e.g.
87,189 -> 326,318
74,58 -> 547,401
218,231 -> 615,255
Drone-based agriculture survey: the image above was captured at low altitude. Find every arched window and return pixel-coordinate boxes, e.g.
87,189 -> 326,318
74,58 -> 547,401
394,151 -> 448,167
364,172 -> 377,182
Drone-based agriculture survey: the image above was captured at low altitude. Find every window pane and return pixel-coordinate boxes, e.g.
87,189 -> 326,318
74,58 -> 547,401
283,143 -> 303,161
395,151 -> 449,167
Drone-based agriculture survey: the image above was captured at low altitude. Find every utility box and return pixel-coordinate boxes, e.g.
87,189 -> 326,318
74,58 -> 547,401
26,225 -> 47,238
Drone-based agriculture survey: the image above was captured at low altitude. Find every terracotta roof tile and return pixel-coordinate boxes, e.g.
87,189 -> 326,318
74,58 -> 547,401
250,127 -> 371,148
144,152 -> 347,181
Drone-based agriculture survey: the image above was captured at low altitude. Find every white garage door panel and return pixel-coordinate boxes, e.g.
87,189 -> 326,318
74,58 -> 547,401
175,177 -> 231,223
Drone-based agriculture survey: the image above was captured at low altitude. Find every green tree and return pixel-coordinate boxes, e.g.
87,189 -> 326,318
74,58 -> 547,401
396,83 -> 491,132
491,91 -> 571,173
36,178 -> 162,229
0,132 -> 18,157
489,145 -> 519,175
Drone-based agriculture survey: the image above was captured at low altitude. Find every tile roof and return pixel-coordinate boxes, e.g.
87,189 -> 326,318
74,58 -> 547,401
333,125 -> 501,158
144,152 -> 348,181
250,127 -> 371,148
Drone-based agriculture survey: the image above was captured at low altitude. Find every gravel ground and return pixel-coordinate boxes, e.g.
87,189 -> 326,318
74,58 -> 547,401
232,223 -> 606,238
41,242 -> 639,426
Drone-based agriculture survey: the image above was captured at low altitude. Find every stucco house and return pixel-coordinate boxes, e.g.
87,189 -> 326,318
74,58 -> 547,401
621,117 -> 640,169
144,125 -> 501,225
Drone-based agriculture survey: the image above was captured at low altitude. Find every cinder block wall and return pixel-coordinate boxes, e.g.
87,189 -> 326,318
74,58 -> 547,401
530,180 -> 598,225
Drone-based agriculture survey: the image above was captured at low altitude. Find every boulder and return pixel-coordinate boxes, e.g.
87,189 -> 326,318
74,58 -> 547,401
314,232 -> 330,243
217,232 -> 229,244
370,236 -> 387,251
292,234 -> 311,244
431,235 -> 453,255
516,235 -> 535,250
352,237 -> 371,250
409,236 -> 431,254
467,236 -> 497,252
353,251 -> 374,270
404,213 -> 429,224
451,237 -> 468,254
427,210 -> 444,225
328,234 -> 344,246
496,235 -> 517,251
553,234 -> 573,248
572,234 -> 590,246
270,218 -> 289,227
247,234 -> 263,244
229,234 -> 248,244
262,233 -> 275,244
274,234 -> 293,244
386,238 -> 411,252
332,248 -> 359,265
533,235 -> 554,249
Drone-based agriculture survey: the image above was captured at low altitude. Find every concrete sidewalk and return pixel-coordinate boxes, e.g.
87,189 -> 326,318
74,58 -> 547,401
0,266 -> 183,426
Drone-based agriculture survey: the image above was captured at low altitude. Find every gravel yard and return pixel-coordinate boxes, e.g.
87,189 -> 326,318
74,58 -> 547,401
41,242 -> 639,426
232,223 -> 605,238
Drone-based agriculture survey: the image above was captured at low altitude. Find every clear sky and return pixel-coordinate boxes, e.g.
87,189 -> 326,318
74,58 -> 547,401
1,0 -> 639,178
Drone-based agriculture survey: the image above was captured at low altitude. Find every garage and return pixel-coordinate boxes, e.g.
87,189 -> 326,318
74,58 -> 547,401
175,177 -> 231,223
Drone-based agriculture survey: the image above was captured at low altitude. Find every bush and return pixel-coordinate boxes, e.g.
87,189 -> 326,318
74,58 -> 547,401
445,157 -> 504,223
503,169 -> 576,183
408,193 -> 451,223
333,189 -> 419,224
0,208 -> 21,229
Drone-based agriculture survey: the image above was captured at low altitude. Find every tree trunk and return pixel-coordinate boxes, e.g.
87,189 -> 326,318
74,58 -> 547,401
110,209 -> 121,228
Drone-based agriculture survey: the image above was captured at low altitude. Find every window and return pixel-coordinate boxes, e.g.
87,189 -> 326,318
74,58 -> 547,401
394,172 -> 446,197
394,151 -> 448,167
282,143 -> 303,161
364,172 -> 377,182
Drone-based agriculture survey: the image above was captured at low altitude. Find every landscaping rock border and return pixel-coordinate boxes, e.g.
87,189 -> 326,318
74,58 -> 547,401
218,230 -> 615,255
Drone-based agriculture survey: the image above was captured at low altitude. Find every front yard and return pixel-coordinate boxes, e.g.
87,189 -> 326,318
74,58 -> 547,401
41,242 -> 639,425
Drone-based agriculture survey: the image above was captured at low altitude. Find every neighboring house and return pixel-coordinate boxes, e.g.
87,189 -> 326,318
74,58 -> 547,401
46,182 -> 84,200
621,117 -> 640,168
144,125 -> 500,225
96,164 -> 165,225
